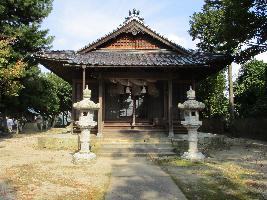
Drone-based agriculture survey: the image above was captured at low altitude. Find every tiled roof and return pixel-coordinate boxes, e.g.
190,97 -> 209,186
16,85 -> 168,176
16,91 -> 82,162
35,50 -> 225,67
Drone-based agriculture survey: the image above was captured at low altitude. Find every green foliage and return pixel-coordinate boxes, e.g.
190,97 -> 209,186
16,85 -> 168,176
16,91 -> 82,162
0,38 -> 26,97
0,0 -> 53,116
45,73 -> 72,116
20,72 -> 72,120
189,0 -> 267,63
235,60 -> 267,117
0,0 -> 53,59
196,71 -> 228,119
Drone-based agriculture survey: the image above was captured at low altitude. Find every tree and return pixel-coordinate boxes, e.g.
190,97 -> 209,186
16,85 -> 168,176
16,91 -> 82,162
196,71 -> 228,119
235,60 -> 267,117
189,0 -> 267,120
45,73 -> 72,123
0,38 -> 25,97
0,0 -> 53,59
0,0 -> 53,116
189,0 -> 266,63
16,72 -> 72,126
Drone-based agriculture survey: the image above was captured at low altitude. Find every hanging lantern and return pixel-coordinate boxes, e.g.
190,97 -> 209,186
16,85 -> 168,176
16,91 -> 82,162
125,86 -> 131,94
125,80 -> 131,94
141,86 -> 146,94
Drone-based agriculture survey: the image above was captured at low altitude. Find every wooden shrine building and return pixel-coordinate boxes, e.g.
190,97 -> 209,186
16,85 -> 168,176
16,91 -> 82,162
36,10 -> 230,137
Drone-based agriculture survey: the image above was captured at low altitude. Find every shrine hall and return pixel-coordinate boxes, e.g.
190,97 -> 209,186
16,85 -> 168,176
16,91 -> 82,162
36,10 -> 230,137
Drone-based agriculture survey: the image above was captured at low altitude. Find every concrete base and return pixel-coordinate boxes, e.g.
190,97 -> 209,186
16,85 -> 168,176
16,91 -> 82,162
182,151 -> 205,161
72,152 -> 96,164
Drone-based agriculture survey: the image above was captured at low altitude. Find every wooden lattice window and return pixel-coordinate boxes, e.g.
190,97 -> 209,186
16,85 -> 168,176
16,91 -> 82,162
104,35 -> 160,49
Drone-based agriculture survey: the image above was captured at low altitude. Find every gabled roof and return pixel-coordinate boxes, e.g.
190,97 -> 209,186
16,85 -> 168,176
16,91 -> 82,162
35,9 -> 231,82
78,12 -> 190,55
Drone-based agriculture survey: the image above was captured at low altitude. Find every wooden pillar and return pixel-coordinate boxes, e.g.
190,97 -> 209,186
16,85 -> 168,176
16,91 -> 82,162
82,65 -> 86,90
97,74 -> 103,137
191,79 -> 196,90
168,79 -> 174,138
163,82 -> 168,121
132,96 -> 136,126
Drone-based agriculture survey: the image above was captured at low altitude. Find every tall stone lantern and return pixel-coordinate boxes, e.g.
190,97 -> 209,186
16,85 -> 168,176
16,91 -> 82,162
73,85 -> 100,164
178,87 -> 205,161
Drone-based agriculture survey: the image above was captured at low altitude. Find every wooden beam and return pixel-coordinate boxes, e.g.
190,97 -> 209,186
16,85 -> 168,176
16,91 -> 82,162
168,79 -> 174,138
102,72 -> 176,80
97,74 -> 103,137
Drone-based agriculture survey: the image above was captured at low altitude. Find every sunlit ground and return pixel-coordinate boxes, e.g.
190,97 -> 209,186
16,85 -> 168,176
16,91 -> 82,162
154,138 -> 267,200
0,129 -> 111,200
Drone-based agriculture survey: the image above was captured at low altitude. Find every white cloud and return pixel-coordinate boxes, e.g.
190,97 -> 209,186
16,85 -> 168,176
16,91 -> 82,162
53,38 -> 68,49
167,34 -> 196,49
232,63 -> 240,81
255,52 -> 267,62
232,52 -> 267,82
42,0 -> 200,51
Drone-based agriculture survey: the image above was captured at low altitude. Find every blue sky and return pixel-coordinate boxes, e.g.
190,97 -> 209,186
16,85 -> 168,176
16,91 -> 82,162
41,0 -> 204,51
41,0 -> 266,78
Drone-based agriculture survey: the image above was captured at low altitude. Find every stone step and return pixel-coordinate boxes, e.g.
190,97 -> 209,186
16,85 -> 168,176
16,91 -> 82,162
104,129 -> 187,134
101,143 -> 173,149
103,129 -> 167,133
103,131 -> 168,138
99,147 -> 174,153
100,139 -> 172,144
97,152 -> 176,157
101,136 -> 171,143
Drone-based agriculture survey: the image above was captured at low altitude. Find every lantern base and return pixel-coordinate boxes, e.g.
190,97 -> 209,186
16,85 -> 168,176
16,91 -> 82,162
182,151 -> 205,161
73,152 -> 96,164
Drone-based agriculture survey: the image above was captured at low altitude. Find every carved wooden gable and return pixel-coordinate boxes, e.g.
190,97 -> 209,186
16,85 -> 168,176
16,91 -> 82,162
99,33 -> 170,50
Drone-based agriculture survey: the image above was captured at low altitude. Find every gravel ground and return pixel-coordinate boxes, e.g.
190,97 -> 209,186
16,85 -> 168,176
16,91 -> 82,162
0,130 -> 112,200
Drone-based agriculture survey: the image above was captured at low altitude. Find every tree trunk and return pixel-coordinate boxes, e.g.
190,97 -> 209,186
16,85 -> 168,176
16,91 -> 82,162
228,64 -> 234,120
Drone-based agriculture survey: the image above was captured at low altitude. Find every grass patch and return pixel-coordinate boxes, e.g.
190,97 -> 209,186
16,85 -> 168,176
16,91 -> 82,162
155,157 -> 265,200
4,163 -> 109,200
155,157 -> 203,167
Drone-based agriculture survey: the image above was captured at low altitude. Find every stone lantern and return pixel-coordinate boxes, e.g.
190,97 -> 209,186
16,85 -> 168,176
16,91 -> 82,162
178,86 -> 205,161
73,85 -> 100,164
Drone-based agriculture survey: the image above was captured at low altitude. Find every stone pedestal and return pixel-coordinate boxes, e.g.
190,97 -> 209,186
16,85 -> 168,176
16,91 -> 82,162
182,125 -> 205,160
73,127 -> 96,164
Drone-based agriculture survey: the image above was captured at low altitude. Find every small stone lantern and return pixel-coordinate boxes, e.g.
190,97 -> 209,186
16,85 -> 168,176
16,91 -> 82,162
178,86 -> 205,161
73,85 -> 100,164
